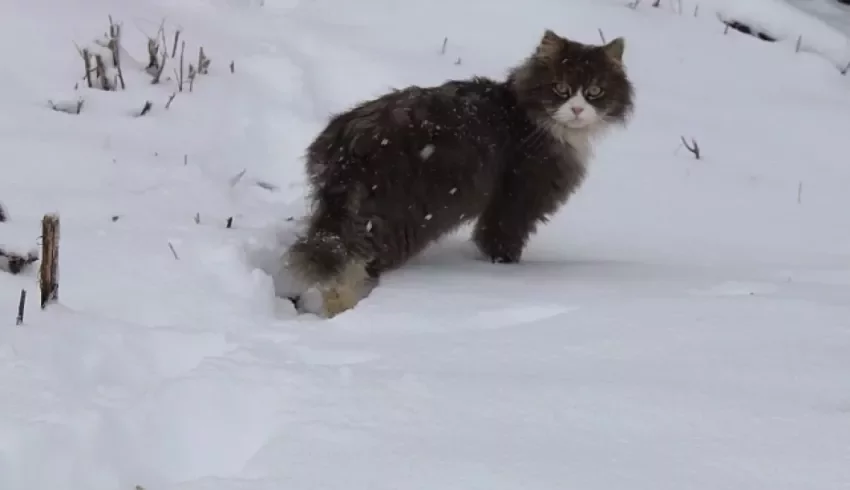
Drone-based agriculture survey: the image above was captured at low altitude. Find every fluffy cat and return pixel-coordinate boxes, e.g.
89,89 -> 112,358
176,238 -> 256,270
285,29 -> 635,317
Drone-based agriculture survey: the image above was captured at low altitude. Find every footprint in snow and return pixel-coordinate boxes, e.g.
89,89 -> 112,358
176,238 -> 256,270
467,304 -> 578,330
690,280 -> 778,297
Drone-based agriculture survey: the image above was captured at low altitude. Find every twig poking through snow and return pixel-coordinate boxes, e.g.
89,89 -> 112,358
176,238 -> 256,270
137,101 -> 153,117
165,92 -> 176,109
179,40 -> 186,91
440,37 -> 448,55
16,290 -> 26,325
78,47 -> 94,88
167,242 -> 180,260
797,181 -> 803,204
795,35 -> 803,53
841,60 -> 850,76
598,28 -> 606,44
188,64 -> 197,92
229,169 -> 248,187
194,213 -> 200,224
226,217 -> 233,229
0,202 -> 6,222
230,61 -> 235,73
107,16 -> 126,90
680,136 -> 701,159
171,29 -> 181,58
254,180 -> 279,192
198,47 -> 211,74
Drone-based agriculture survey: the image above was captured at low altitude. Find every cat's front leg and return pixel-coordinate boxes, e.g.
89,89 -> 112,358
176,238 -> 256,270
472,160 -> 580,264
471,198 -> 535,264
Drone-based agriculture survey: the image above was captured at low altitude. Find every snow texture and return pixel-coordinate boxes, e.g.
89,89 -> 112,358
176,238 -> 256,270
1,0 -> 849,489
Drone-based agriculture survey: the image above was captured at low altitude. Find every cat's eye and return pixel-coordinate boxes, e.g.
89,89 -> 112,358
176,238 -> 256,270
585,85 -> 604,98
552,82 -> 571,98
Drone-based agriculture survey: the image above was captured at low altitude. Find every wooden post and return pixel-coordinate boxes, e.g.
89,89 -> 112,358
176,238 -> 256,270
39,214 -> 60,308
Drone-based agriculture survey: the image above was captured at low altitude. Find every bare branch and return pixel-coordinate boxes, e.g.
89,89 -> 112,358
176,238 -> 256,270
167,242 -> 180,260
172,29 -> 181,58
16,289 -> 26,325
680,136 -> 701,160
137,101 -> 153,117
107,16 -> 126,89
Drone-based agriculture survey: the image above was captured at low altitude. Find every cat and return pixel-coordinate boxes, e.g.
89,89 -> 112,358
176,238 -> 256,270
284,29 -> 635,318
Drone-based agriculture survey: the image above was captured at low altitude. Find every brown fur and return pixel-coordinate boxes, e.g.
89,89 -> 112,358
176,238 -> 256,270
285,29 -> 635,317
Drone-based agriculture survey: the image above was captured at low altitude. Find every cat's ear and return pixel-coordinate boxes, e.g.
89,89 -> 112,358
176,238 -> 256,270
536,29 -> 565,60
602,37 -> 626,62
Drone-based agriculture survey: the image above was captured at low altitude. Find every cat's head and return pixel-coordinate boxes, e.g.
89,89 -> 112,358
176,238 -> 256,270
508,29 -> 634,131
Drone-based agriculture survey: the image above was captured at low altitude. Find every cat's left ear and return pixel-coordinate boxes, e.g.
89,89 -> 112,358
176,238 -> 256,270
602,37 -> 626,62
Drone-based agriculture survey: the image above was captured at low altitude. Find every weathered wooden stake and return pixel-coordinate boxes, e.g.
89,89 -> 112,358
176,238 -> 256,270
39,214 -> 60,309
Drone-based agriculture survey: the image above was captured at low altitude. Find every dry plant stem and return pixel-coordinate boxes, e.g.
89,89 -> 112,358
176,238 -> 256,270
138,101 -> 153,117
165,92 -> 176,109
198,46 -> 210,74
172,30 -> 181,58
598,28 -> 606,44
16,289 -> 26,325
146,38 -> 159,70
230,61 -> 235,73
94,54 -> 113,90
681,136 -> 701,159
179,40 -> 186,91
108,17 -> 126,89
188,64 -> 196,92
0,202 -> 7,222
226,217 -> 233,229
82,48 -> 94,88
39,214 -> 60,309
152,45 -> 167,84
168,242 -> 180,260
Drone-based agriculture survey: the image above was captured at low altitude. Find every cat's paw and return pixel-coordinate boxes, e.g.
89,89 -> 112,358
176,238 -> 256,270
490,254 -> 520,264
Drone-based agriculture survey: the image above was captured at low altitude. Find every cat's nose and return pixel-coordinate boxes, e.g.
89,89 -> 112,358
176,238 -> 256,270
571,107 -> 584,116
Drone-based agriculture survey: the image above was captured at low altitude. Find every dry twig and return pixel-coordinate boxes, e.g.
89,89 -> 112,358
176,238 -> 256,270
16,290 -> 26,325
680,136 -> 701,159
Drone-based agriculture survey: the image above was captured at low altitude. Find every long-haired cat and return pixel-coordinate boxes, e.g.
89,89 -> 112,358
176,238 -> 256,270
285,29 -> 635,317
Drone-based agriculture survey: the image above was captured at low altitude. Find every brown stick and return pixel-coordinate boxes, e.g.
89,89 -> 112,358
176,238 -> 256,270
39,214 -> 60,309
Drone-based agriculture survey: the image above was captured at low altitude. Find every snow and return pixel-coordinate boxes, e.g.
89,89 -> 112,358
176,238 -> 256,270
1,0 -> 849,488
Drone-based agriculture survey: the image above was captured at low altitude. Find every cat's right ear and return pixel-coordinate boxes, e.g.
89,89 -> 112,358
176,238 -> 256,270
536,29 -> 564,60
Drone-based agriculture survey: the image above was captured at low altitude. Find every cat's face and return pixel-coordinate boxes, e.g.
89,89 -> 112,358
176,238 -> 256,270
510,30 -> 634,131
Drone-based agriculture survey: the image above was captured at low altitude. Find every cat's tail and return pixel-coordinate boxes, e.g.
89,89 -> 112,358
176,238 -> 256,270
284,187 -> 377,317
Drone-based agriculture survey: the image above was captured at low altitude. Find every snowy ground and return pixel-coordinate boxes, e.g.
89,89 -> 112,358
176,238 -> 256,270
1,0 -> 850,488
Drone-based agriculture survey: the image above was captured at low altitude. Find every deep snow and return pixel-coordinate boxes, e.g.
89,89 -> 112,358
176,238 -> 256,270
1,0 -> 849,489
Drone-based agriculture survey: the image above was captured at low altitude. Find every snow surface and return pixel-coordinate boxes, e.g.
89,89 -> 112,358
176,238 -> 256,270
2,0 -> 850,488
